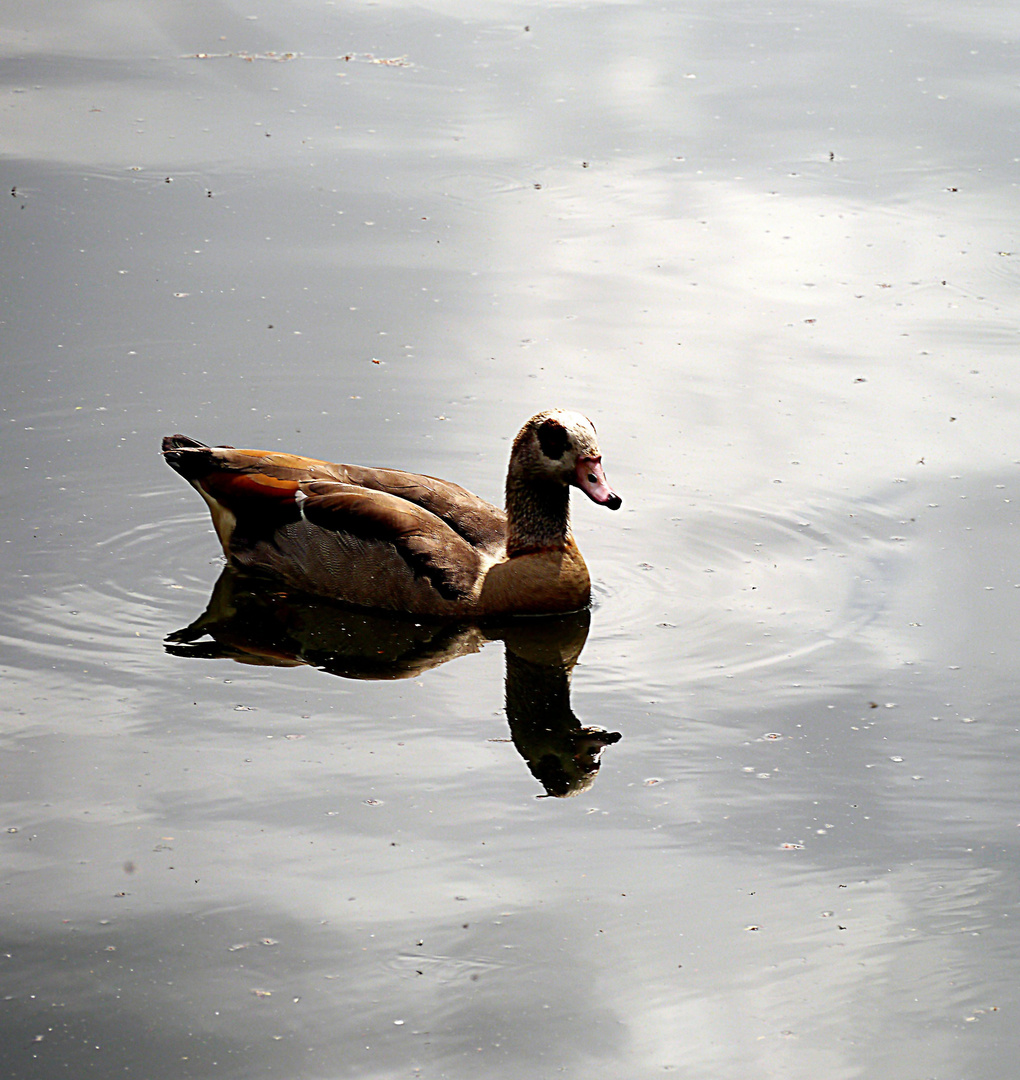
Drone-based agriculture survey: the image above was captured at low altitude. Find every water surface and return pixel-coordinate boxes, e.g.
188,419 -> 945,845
3,1 -> 1019,1077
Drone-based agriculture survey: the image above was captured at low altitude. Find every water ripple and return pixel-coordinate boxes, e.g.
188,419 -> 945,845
585,494 -> 909,694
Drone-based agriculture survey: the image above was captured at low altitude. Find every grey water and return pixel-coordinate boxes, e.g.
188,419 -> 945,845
3,1 -> 1019,1077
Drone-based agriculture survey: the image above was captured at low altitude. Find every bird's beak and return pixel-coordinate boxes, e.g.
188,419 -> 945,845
574,457 -> 622,510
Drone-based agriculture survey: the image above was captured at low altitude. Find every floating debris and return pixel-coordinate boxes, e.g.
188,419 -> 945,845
184,51 -> 411,67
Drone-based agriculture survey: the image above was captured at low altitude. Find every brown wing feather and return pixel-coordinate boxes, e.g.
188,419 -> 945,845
163,437 -> 506,553
339,466 -> 506,552
299,481 -> 485,601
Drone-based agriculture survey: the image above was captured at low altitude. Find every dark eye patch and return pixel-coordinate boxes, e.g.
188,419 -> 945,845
537,417 -> 569,460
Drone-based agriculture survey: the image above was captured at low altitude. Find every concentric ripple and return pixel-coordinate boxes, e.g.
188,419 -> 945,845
2,501 -> 221,687
582,492 -> 913,700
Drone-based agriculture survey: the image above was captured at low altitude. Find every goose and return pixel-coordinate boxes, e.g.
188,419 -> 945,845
162,409 -> 621,617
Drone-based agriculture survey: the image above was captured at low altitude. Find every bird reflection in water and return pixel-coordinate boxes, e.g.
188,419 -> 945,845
165,567 -> 621,796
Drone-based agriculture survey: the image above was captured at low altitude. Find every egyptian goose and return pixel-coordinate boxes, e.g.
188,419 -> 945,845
162,410 -> 621,617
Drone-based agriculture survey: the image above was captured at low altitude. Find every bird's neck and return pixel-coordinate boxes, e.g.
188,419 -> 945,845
505,474 -> 571,557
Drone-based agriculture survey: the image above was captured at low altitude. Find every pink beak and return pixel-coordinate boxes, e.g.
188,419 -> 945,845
574,457 -> 622,510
